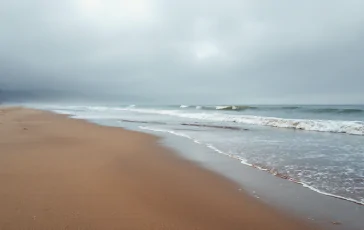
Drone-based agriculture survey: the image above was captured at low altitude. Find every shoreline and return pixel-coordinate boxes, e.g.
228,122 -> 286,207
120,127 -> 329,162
141,124 -> 364,206
46,103 -> 364,207
159,134 -> 364,230
0,107 -> 319,229
90,110 -> 364,230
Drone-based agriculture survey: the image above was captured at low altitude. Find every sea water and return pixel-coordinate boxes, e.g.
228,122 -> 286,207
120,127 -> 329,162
32,104 -> 364,205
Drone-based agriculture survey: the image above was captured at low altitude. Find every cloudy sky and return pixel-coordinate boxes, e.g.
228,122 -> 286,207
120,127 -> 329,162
1,0 -> 364,104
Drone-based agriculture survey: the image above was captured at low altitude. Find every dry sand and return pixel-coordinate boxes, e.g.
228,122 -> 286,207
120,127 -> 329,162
0,107 -> 319,230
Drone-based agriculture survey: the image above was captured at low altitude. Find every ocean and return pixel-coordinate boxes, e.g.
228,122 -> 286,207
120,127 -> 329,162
33,104 -> 364,205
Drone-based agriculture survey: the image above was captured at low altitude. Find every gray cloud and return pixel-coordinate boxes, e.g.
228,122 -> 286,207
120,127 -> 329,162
1,0 -> 364,104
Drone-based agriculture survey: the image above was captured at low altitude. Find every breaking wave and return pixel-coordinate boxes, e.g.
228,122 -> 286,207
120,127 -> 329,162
215,105 -> 256,111
124,108 -> 364,135
179,105 -> 256,111
177,105 -> 364,114
44,105 -> 364,135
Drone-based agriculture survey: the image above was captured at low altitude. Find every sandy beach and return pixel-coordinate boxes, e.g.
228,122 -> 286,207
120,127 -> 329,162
0,107 -> 319,230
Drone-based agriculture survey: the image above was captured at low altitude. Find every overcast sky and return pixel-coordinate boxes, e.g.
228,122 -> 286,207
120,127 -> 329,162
1,0 -> 364,104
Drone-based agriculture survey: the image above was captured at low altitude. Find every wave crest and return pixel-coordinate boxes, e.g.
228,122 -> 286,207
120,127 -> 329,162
215,105 -> 255,111
306,108 -> 364,114
124,108 -> 364,135
178,105 -> 364,114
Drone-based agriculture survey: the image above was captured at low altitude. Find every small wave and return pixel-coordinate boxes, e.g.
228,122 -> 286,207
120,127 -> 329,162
281,106 -> 300,110
264,106 -> 301,110
215,105 -> 255,111
138,126 -> 201,144
179,105 -> 256,111
181,123 -> 247,131
119,119 -> 166,125
215,106 -> 229,110
305,108 -> 364,114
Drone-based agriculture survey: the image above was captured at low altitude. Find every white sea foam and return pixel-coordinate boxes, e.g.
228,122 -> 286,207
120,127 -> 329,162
300,183 -> 364,205
124,108 -> 364,135
139,126 -> 195,140
215,106 -> 230,110
215,105 -> 239,110
180,105 -> 189,108
139,126 -> 253,166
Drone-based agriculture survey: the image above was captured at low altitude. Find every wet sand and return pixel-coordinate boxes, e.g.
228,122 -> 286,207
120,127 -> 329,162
0,107 -> 319,230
